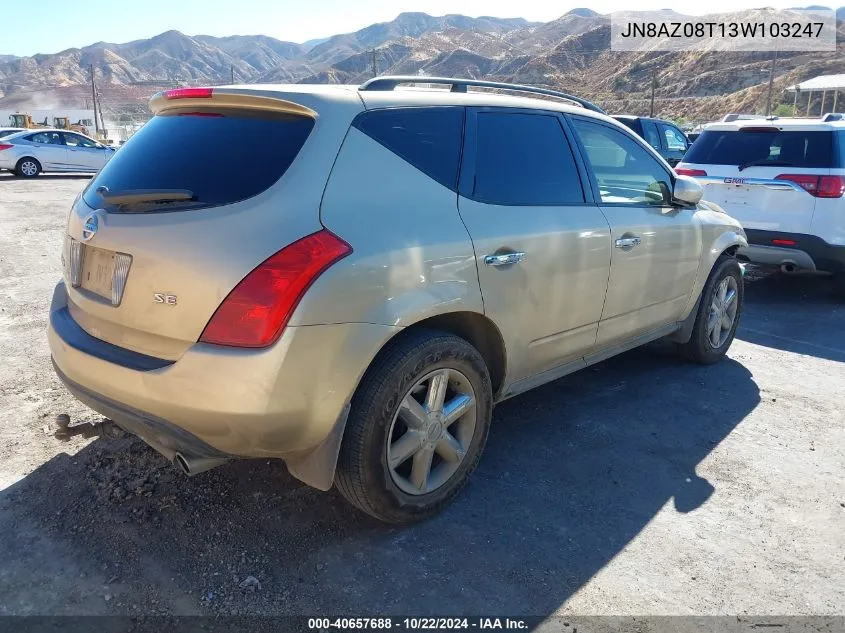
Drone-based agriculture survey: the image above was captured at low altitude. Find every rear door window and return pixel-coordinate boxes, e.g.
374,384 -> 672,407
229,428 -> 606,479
83,108 -> 315,212
684,129 -> 833,168
29,131 -> 63,145
353,107 -> 464,191
469,111 -> 585,206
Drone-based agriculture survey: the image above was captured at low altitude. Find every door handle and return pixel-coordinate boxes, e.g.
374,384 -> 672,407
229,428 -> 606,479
614,236 -> 642,250
484,252 -> 526,266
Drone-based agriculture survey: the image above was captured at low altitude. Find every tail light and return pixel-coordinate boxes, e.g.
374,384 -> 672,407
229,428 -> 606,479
675,168 -> 707,177
776,174 -> 845,198
163,87 -> 213,100
772,239 -> 797,246
199,230 -> 352,348
0,144 -> 13,151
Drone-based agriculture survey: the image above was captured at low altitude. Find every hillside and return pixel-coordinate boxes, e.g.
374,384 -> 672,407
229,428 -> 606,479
1,9 -> 843,122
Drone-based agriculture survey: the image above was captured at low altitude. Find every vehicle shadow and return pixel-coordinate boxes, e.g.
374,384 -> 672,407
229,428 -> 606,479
738,268 -> 845,362
0,347 -> 759,616
0,173 -> 93,180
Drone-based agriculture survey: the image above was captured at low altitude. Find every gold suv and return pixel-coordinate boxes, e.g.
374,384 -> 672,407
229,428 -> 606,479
48,77 -> 747,523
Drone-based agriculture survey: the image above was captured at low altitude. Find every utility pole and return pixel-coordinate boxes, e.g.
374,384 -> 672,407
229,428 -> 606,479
96,87 -> 106,139
89,64 -> 100,136
649,70 -> 656,117
371,49 -> 378,77
230,64 -> 235,84
765,49 -> 778,117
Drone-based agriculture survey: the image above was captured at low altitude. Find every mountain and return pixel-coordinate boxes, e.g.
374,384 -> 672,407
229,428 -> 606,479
304,12 -> 538,65
1,9 -> 843,122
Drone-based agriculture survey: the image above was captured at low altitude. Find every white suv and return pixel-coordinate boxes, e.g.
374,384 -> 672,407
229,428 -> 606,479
676,116 -> 845,289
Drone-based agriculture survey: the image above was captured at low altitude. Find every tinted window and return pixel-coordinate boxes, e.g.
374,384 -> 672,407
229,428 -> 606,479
0,129 -> 23,139
837,131 -> 845,168
615,118 -> 638,133
661,124 -> 688,151
641,121 -> 662,151
471,112 -> 584,205
685,129 -> 833,168
572,118 -> 672,206
83,108 -> 314,212
29,131 -> 63,145
354,107 -> 463,191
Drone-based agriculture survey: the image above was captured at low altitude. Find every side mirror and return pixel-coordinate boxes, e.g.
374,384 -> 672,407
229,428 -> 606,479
672,175 -> 703,207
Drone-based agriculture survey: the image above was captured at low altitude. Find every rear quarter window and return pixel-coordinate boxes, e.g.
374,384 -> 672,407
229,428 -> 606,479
83,108 -> 315,212
352,107 -> 464,191
685,129 -> 833,168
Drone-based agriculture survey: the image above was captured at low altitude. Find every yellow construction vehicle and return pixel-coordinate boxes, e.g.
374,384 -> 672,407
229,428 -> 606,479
52,117 -> 90,136
8,113 -> 49,129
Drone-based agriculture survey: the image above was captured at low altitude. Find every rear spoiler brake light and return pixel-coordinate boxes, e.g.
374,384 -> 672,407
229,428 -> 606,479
164,87 -> 213,100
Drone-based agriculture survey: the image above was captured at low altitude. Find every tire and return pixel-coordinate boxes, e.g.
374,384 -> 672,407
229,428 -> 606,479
335,329 -> 493,524
832,272 -> 845,299
680,256 -> 744,364
15,157 -> 41,178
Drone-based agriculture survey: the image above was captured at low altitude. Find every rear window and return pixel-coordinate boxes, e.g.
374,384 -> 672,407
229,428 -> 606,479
685,129 -> 834,168
83,108 -> 314,212
837,131 -> 845,167
352,107 -> 464,191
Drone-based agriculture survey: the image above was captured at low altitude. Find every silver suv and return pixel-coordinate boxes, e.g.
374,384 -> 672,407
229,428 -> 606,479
48,77 -> 747,523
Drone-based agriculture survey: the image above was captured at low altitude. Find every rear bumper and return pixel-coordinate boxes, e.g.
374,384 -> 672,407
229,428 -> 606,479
740,229 -> 845,274
48,281 -> 399,461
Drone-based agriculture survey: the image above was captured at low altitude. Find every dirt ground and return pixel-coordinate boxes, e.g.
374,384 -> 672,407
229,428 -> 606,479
0,173 -> 843,617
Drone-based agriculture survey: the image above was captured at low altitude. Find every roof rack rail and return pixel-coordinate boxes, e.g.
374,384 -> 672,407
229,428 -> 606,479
358,76 -> 606,114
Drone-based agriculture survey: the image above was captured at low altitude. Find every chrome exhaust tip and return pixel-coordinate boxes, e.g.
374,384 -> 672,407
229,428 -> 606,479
781,262 -> 798,274
174,452 -> 229,476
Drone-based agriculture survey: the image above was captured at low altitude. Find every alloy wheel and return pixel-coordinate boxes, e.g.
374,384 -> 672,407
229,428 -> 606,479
707,276 -> 739,348
386,368 -> 477,496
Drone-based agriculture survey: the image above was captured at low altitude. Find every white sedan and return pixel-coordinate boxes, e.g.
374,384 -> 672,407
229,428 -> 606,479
0,128 -> 115,177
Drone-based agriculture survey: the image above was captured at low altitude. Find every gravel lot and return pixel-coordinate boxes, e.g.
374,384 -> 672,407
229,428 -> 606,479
0,173 -> 843,617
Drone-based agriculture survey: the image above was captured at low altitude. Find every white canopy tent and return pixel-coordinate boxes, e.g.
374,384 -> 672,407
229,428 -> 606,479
785,74 -> 845,116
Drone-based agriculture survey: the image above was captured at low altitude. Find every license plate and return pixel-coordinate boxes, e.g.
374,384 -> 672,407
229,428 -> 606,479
716,185 -> 752,206
81,246 -> 116,300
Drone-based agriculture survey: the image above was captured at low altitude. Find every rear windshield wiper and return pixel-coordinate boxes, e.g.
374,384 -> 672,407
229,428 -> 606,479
737,159 -> 795,172
97,188 -> 195,205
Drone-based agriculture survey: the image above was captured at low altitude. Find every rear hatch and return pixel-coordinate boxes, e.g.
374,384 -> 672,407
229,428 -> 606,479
62,86 -> 360,360
678,124 -> 836,234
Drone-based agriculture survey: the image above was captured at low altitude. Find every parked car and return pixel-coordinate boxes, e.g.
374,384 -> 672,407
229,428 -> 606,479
48,77 -> 747,523
0,129 -> 115,177
675,117 -> 845,291
612,115 -> 691,166
0,127 -> 26,139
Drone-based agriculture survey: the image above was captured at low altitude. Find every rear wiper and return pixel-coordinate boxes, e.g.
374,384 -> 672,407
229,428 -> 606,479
97,187 -> 195,205
737,159 -> 795,172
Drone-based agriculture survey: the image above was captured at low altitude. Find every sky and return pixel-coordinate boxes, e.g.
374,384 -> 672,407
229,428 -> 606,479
1,0 -> 821,56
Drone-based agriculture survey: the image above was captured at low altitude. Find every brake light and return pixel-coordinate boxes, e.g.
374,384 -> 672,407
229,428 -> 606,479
163,87 -> 213,100
776,174 -> 845,198
772,239 -> 797,246
0,144 -> 12,151
199,230 -> 352,348
675,168 -> 707,177
177,111 -> 224,117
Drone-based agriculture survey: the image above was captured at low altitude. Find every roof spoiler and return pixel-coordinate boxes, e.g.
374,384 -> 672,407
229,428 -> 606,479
359,76 -> 605,114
